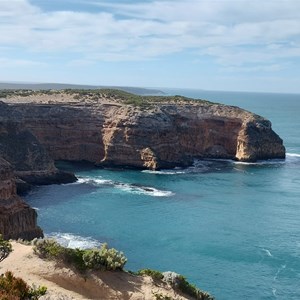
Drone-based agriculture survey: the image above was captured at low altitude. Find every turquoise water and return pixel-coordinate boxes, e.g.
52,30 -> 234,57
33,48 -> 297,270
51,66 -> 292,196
26,90 -> 300,299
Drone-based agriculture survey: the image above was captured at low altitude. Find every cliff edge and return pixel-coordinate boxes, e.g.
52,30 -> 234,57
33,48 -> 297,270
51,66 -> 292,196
0,242 -> 210,300
1,89 -> 285,170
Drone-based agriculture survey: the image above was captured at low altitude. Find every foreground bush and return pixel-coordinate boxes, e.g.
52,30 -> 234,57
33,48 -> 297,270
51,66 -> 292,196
137,269 -> 214,299
163,272 -> 214,300
0,271 -> 47,300
136,269 -> 164,281
82,243 -> 127,271
34,239 -> 127,272
0,235 -> 12,262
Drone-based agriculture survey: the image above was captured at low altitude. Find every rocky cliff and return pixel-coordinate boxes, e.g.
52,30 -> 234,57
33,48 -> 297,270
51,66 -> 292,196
0,89 -> 285,239
0,101 -> 76,187
0,158 -> 43,240
1,90 -> 285,170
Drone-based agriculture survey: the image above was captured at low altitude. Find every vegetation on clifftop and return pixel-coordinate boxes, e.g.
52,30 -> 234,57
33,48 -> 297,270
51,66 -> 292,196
0,235 -> 12,262
33,238 -> 127,272
0,88 -> 215,107
0,271 -> 47,300
0,238 -> 47,299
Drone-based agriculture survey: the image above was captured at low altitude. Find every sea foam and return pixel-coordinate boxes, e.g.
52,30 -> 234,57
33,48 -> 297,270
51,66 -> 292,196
46,232 -> 101,249
76,176 -> 174,197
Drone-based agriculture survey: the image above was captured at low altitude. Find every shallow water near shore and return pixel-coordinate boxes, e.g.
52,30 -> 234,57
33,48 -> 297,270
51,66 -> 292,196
26,89 -> 300,299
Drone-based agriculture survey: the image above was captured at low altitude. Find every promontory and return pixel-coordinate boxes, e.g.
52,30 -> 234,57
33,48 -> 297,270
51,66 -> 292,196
0,89 -> 285,239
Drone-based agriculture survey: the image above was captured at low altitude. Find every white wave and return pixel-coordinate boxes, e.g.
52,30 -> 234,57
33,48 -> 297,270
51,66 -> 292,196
262,248 -> 273,257
286,152 -> 300,157
115,182 -> 174,197
76,177 -> 113,185
142,169 -> 186,175
273,264 -> 286,281
76,176 -> 174,197
233,159 -> 287,166
45,232 -> 100,249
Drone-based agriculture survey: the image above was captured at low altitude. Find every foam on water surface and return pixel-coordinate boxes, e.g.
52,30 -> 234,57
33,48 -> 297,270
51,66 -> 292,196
75,176 -> 174,197
46,232 -> 101,249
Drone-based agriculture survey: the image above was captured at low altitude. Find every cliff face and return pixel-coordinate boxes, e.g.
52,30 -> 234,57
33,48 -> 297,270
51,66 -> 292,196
0,92 -> 285,170
0,158 -> 43,240
0,101 -> 76,186
0,91 -> 285,239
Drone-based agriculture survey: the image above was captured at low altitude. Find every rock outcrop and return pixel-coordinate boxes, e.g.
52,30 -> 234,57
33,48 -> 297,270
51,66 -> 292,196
0,102 -> 76,187
0,91 -> 285,170
0,158 -> 43,240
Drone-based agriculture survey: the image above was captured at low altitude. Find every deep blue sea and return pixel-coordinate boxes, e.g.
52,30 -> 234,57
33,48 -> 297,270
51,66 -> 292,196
25,89 -> 300,300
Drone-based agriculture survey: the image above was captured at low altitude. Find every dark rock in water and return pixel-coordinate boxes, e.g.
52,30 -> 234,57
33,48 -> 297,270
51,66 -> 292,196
16,170 -> 77,186
15,178 -> 33,196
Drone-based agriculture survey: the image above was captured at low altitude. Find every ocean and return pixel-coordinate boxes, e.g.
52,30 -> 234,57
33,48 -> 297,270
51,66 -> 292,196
25,89 -> 300,299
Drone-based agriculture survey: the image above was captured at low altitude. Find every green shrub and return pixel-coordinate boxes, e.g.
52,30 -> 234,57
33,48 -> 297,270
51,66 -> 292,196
34,239 -> 127,272
176,275 -> 214,300
83,243 -> 127,271
0,235 -> 12,262
33,239 -> 63,259
137,269 -> 164,281
0,271 -> 47,299
153,292 -> 173,300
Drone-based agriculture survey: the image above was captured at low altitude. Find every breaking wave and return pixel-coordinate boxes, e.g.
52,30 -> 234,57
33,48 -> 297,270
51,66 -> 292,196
45,232 -> 101,249
76,176 -> 174,197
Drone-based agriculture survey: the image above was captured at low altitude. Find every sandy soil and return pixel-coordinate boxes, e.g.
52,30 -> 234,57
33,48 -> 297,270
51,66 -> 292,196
0,242 -> 193,300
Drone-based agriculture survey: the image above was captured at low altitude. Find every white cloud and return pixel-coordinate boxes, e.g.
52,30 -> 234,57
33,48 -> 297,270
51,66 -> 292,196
0,0 -> 300,69
0,57 -> 46,67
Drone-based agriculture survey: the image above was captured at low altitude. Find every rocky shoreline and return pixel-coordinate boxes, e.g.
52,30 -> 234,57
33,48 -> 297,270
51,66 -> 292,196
0,89 -> 285,239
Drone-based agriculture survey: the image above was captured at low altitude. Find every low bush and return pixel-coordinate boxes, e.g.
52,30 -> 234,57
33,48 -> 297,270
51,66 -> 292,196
176,275 -> 214,300
137,269 -> 164,281
0,271 -> 47,299
34,239 -> 127,272
152,292 -> 172,300
83,243 -> 127,271
0,235 -> 12,262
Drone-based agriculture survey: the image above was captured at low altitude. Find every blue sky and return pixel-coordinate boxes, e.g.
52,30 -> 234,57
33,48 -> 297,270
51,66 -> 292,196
1,0 -> 300,93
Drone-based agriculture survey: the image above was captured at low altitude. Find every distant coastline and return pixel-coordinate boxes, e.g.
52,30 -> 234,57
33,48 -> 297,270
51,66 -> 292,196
0,81 -> 164,96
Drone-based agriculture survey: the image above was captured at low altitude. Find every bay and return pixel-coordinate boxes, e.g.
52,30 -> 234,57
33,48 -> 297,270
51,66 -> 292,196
26,89 -> 300,299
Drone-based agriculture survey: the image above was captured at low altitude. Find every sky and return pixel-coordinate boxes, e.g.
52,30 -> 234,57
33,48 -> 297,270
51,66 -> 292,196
0,0 -> 300,93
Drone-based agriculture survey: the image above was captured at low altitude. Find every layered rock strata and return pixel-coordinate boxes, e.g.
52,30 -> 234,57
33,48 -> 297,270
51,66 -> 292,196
0,90 -> 285,239
0,102 -> 76,187
0,91 -> 285,170
0,158 -> 43,240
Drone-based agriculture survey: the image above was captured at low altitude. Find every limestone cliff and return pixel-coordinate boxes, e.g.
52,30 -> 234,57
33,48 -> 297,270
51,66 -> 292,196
0,90 -> 285,170
0,101 -> 76,187
0,158 -> 43,240
0,90 -> 285,239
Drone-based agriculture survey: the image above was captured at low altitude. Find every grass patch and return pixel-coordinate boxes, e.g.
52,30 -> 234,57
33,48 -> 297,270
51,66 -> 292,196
0,88 -> 215,107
